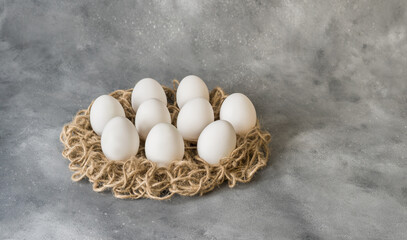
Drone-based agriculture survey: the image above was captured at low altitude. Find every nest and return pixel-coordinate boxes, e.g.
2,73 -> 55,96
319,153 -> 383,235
60,80 -> 271,200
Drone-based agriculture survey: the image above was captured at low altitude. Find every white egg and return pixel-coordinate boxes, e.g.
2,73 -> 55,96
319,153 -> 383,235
145,123 -> 184,167
176,75 -> 209,108
131,78 -> 167,112
90,95 -> 125,135
101,116 -> 140,161
177,98 -> 214,141
135,99 -> 171,140
197,120 -> 236,165
220,93 -> 257,135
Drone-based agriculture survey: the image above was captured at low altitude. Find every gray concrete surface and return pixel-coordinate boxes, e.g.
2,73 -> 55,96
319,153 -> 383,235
1,0 -> 407,239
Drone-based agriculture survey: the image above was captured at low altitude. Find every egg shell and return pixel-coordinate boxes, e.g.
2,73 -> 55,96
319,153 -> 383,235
197,120 -> 236,165
135,99 -> 171,140
177,98 -> 214,141
176,75 -> 209,108
131,78 -> 167,112
220,93 -> 257,135
90,95 -> 125,135
145,123 -> 184,167
101,116 -> 140,161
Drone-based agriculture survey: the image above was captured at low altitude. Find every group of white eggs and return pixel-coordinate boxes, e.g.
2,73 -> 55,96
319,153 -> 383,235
89,75 -> 257,167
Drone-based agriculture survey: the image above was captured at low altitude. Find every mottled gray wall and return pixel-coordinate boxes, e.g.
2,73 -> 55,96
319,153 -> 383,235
1,0 -> 406,239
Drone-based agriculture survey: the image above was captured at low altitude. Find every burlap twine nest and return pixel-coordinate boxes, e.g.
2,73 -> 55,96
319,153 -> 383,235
60,80 -> 271,200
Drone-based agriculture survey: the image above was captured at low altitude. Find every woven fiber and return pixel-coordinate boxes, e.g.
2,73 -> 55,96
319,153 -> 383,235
60,80 -> 271,200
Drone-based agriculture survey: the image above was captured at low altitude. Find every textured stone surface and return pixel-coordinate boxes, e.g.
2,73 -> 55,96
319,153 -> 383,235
1,0 -> 407,239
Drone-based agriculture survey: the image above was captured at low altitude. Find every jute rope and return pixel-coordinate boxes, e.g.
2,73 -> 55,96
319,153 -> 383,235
60,80 -> 271,200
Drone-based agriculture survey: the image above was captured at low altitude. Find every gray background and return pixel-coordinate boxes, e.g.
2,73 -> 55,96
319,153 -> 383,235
1,0 -> 406,239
